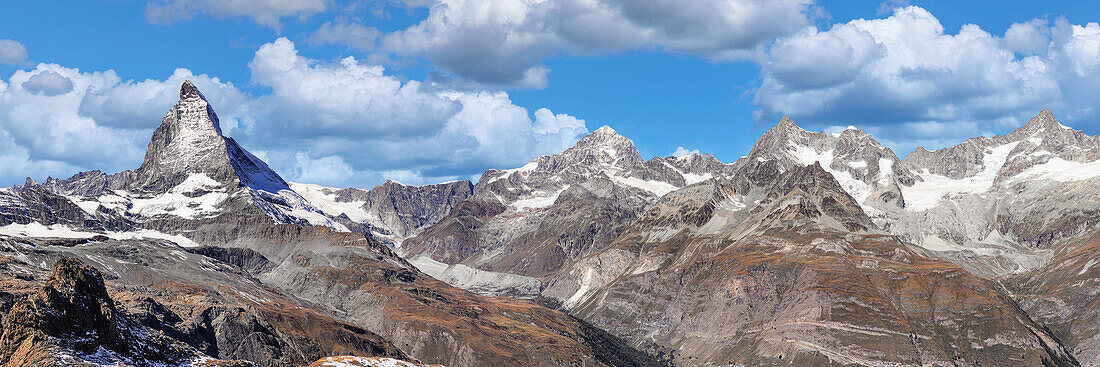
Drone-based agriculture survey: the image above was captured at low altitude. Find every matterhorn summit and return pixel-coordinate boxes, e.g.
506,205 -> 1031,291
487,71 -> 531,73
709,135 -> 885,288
132,80 -> 288,195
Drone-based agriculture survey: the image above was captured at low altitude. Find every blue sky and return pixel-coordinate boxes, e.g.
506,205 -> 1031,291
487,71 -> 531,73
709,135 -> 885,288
1,0 -> 1099,188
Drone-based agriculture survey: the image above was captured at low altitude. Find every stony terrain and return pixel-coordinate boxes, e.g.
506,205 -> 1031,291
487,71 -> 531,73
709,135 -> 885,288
0,257 -> 254,367
290,179 -> 473,244
545,163 -> 1077,365
401,126 -> 737,295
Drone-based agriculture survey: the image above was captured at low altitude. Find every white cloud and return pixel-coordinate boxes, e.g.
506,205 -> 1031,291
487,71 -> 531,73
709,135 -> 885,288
145,0 -> 326,29
238,38 -> 587,187
288,152 -> 356,185
248,38 -> 459,140
671,146 -> 700,157
1004,19 -> 1049,54
22,71 -> 73,96
78,68 -> 251,133
309,19 -> 382,51
754,6 -> 1100,152
377,0 -> 814,87
0,39 -> 28,65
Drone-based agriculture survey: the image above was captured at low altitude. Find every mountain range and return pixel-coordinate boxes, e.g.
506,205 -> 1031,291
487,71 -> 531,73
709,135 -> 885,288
0,81 -> 1097,366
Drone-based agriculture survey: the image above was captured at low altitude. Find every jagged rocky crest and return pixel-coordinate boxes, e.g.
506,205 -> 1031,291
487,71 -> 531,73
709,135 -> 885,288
0,258 -> 248,366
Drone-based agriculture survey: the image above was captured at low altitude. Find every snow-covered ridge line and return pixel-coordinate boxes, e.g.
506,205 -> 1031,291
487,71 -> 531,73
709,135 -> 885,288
0,222 -> 199,247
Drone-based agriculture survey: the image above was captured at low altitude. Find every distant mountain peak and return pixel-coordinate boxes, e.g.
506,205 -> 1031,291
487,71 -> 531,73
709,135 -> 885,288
566,124 -> 643,165
578,125 -> 630,145
775,115 -> 804,132
132,81 -> 289,196
179,79 -> 205,101
593,125 -> 618,135
1018,107 -> 1069,133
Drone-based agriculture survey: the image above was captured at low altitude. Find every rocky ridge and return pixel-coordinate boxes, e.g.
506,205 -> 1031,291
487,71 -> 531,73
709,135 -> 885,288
0,257 -> 250,367
401,126 -> 738,293
542,160 -> 1078,366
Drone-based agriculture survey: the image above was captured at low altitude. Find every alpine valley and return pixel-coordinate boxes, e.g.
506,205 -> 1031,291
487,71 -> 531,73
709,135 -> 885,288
0,81 -> 1097,367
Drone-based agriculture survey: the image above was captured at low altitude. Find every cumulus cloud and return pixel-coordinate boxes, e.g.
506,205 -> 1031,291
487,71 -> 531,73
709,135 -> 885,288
248,38 -> 459,140
754,6 -> 1100,153
145,0 -> 326,29
22,71 -> 73,96
309,19 -> 381,51
242,38 -> 588,186
0,39 -> 28,65
671,147 -> 700,157
376,0 -> 814,87
78,68 -> 251,132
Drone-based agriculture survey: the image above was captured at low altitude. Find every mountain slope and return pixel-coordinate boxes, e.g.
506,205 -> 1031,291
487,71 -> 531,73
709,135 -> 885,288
885,109 -> 1100,276
543,160 -> 1078,366
290,180 -> 474,244
402,126 -> 738,294
0,257 -> 252,367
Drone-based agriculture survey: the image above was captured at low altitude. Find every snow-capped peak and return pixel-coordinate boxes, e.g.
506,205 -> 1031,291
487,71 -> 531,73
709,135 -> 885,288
593,125 -> 618,135
179,79 -> 206,102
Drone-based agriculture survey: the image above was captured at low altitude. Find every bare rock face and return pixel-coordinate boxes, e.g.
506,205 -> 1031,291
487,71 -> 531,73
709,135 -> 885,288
40,171 -> 110,198
0,257 -> 248,366
737,116 -> 916,213
290,180 -> 474,243
0,236 -> 410,367
403,126 -> 739,291
0,180 -> 113,231
352,180 -> 474,240
545,165 -> 1078,366
1009,231 -> 1100,367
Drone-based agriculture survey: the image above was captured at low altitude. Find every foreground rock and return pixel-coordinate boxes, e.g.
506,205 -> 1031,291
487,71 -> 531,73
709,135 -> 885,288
0,257 -> 248,366
0,236 -> 410,367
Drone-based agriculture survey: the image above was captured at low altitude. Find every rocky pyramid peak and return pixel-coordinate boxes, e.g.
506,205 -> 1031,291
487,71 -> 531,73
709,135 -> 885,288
131,81 -> 288,194
1021,108 -> 1061,130
550,125 -> 644,169
775,115 -> 802,131
179,79 -> 205,101
575,125 -> 634,150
